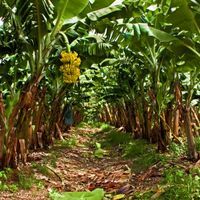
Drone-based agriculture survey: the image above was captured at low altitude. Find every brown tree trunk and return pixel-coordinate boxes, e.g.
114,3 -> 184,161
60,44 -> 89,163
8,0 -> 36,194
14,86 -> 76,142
191,107 -> 200,136
173,82 -> 182,136
49,98 -> 62,143
183,106 -> 198,161
56,123 -> 64,140
127,103 -> 135,133
142,101 -> 149,140
4,79 -> 39,168
0,92 -> 6,168
157,113 -> 168,152
105,104 -> 112,124
173,109 -> 180,136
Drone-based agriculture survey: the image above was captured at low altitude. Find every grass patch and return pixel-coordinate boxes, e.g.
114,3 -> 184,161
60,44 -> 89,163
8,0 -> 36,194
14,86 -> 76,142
55,137 -> 77,149
99,123 -> 113,132
123,140 -> 163,173
77,121 -> 109,129
135,167 -> 200,199
17,172 -> 35,190
17,171 -> 43,190
168,141 -> 187,157
160,167 -> 200,199
101,129 -> 132,148
105,130 -> 132,146
0,168 -> 18,192
0,168 -> 44,192
100,127 -> 163,173
134,190 -> 155,200
32,163 -> 51,176
42,152 -> 59,168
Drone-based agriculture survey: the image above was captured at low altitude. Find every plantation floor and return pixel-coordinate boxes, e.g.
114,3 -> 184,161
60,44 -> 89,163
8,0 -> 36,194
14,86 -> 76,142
0,125 -> 197,200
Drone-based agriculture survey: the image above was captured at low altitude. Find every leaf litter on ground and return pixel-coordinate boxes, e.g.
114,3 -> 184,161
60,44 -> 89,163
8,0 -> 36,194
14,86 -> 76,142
0,124 -> 198,199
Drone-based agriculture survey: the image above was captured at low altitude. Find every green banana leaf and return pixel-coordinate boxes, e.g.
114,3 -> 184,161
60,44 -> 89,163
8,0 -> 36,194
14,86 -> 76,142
53,0 -> 89,22
49,188 -> 105,200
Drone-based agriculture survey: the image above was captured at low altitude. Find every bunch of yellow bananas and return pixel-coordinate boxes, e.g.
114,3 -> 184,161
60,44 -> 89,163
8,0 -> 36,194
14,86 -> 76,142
60,51 -> 81,83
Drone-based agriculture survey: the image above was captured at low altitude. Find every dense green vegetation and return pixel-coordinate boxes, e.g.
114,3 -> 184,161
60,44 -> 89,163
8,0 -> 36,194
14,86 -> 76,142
0,0 -> 199,199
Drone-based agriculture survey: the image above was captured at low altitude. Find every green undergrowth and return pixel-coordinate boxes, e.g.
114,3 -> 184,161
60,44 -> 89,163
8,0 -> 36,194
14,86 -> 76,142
0,168 -> 18,192
0,168 -> 43,192
54,137 -> 77,149
169,136 -> 200,158
42,151 -> 59,168
124,140 -> 163,173
32,163 -> 51,177
161,167 -> 200,200
135,167 -> 200,200
90,122 -> 200,199
76,121 -> 106,129
17,171 -> 44,190
96,124 -> 164,173
168,141 -> 187,157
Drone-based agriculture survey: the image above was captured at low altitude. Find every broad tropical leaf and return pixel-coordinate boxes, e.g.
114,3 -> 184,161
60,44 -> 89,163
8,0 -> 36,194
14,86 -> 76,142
167,0 -> 200,33
87,4 -> 125,21
52,0 -> 89,30
49,188 -> 105,200
80,0 -> 117,17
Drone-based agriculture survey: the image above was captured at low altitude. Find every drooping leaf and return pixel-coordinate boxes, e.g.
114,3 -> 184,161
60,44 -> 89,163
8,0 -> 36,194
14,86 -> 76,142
15,0 -> 54,41
148,27 -> 178,42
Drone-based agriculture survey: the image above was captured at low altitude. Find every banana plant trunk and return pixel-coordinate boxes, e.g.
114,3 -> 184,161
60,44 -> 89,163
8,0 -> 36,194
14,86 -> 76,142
3,78 -> 39,168
183,106 -> 198,160
48,86 -> 67,143
173,82 -> 182,136
0,92 -> 6,168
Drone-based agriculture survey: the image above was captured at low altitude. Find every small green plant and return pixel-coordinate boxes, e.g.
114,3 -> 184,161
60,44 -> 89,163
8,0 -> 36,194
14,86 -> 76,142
57,138 -> 77,149
123,140 -> 163,173
8,184 -> 18,192
17,171 -> 43,190
0,170 -> 7,181
0,168 -> 18,192
159,168 -> 200,199
134,190 -> 155,200
49,153 -> 59,168
169,142 -> 187,157
94,142 -> 108,158
100,123 -> 113,132
101,129 -> 132,148
123,140 -> 148,158
17,173 -> 34,190
0,170 -> 8,191
32,163 -> 50,176
106,131 -> 132,146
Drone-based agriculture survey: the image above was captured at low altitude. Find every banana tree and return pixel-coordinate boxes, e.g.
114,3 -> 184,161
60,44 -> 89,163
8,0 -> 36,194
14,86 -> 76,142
0,0 -> 120,167
0,0 -> 89,167
165,0 -> 200,160
73,0 -> 200,158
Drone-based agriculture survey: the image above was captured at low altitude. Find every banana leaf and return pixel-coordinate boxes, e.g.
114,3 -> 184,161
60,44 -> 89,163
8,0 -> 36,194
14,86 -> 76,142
49,188 -> 105,200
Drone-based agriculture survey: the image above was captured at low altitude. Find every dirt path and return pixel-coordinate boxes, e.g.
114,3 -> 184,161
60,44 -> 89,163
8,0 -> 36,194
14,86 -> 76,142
1,125 -> 198,200
0,126 -> 139,200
